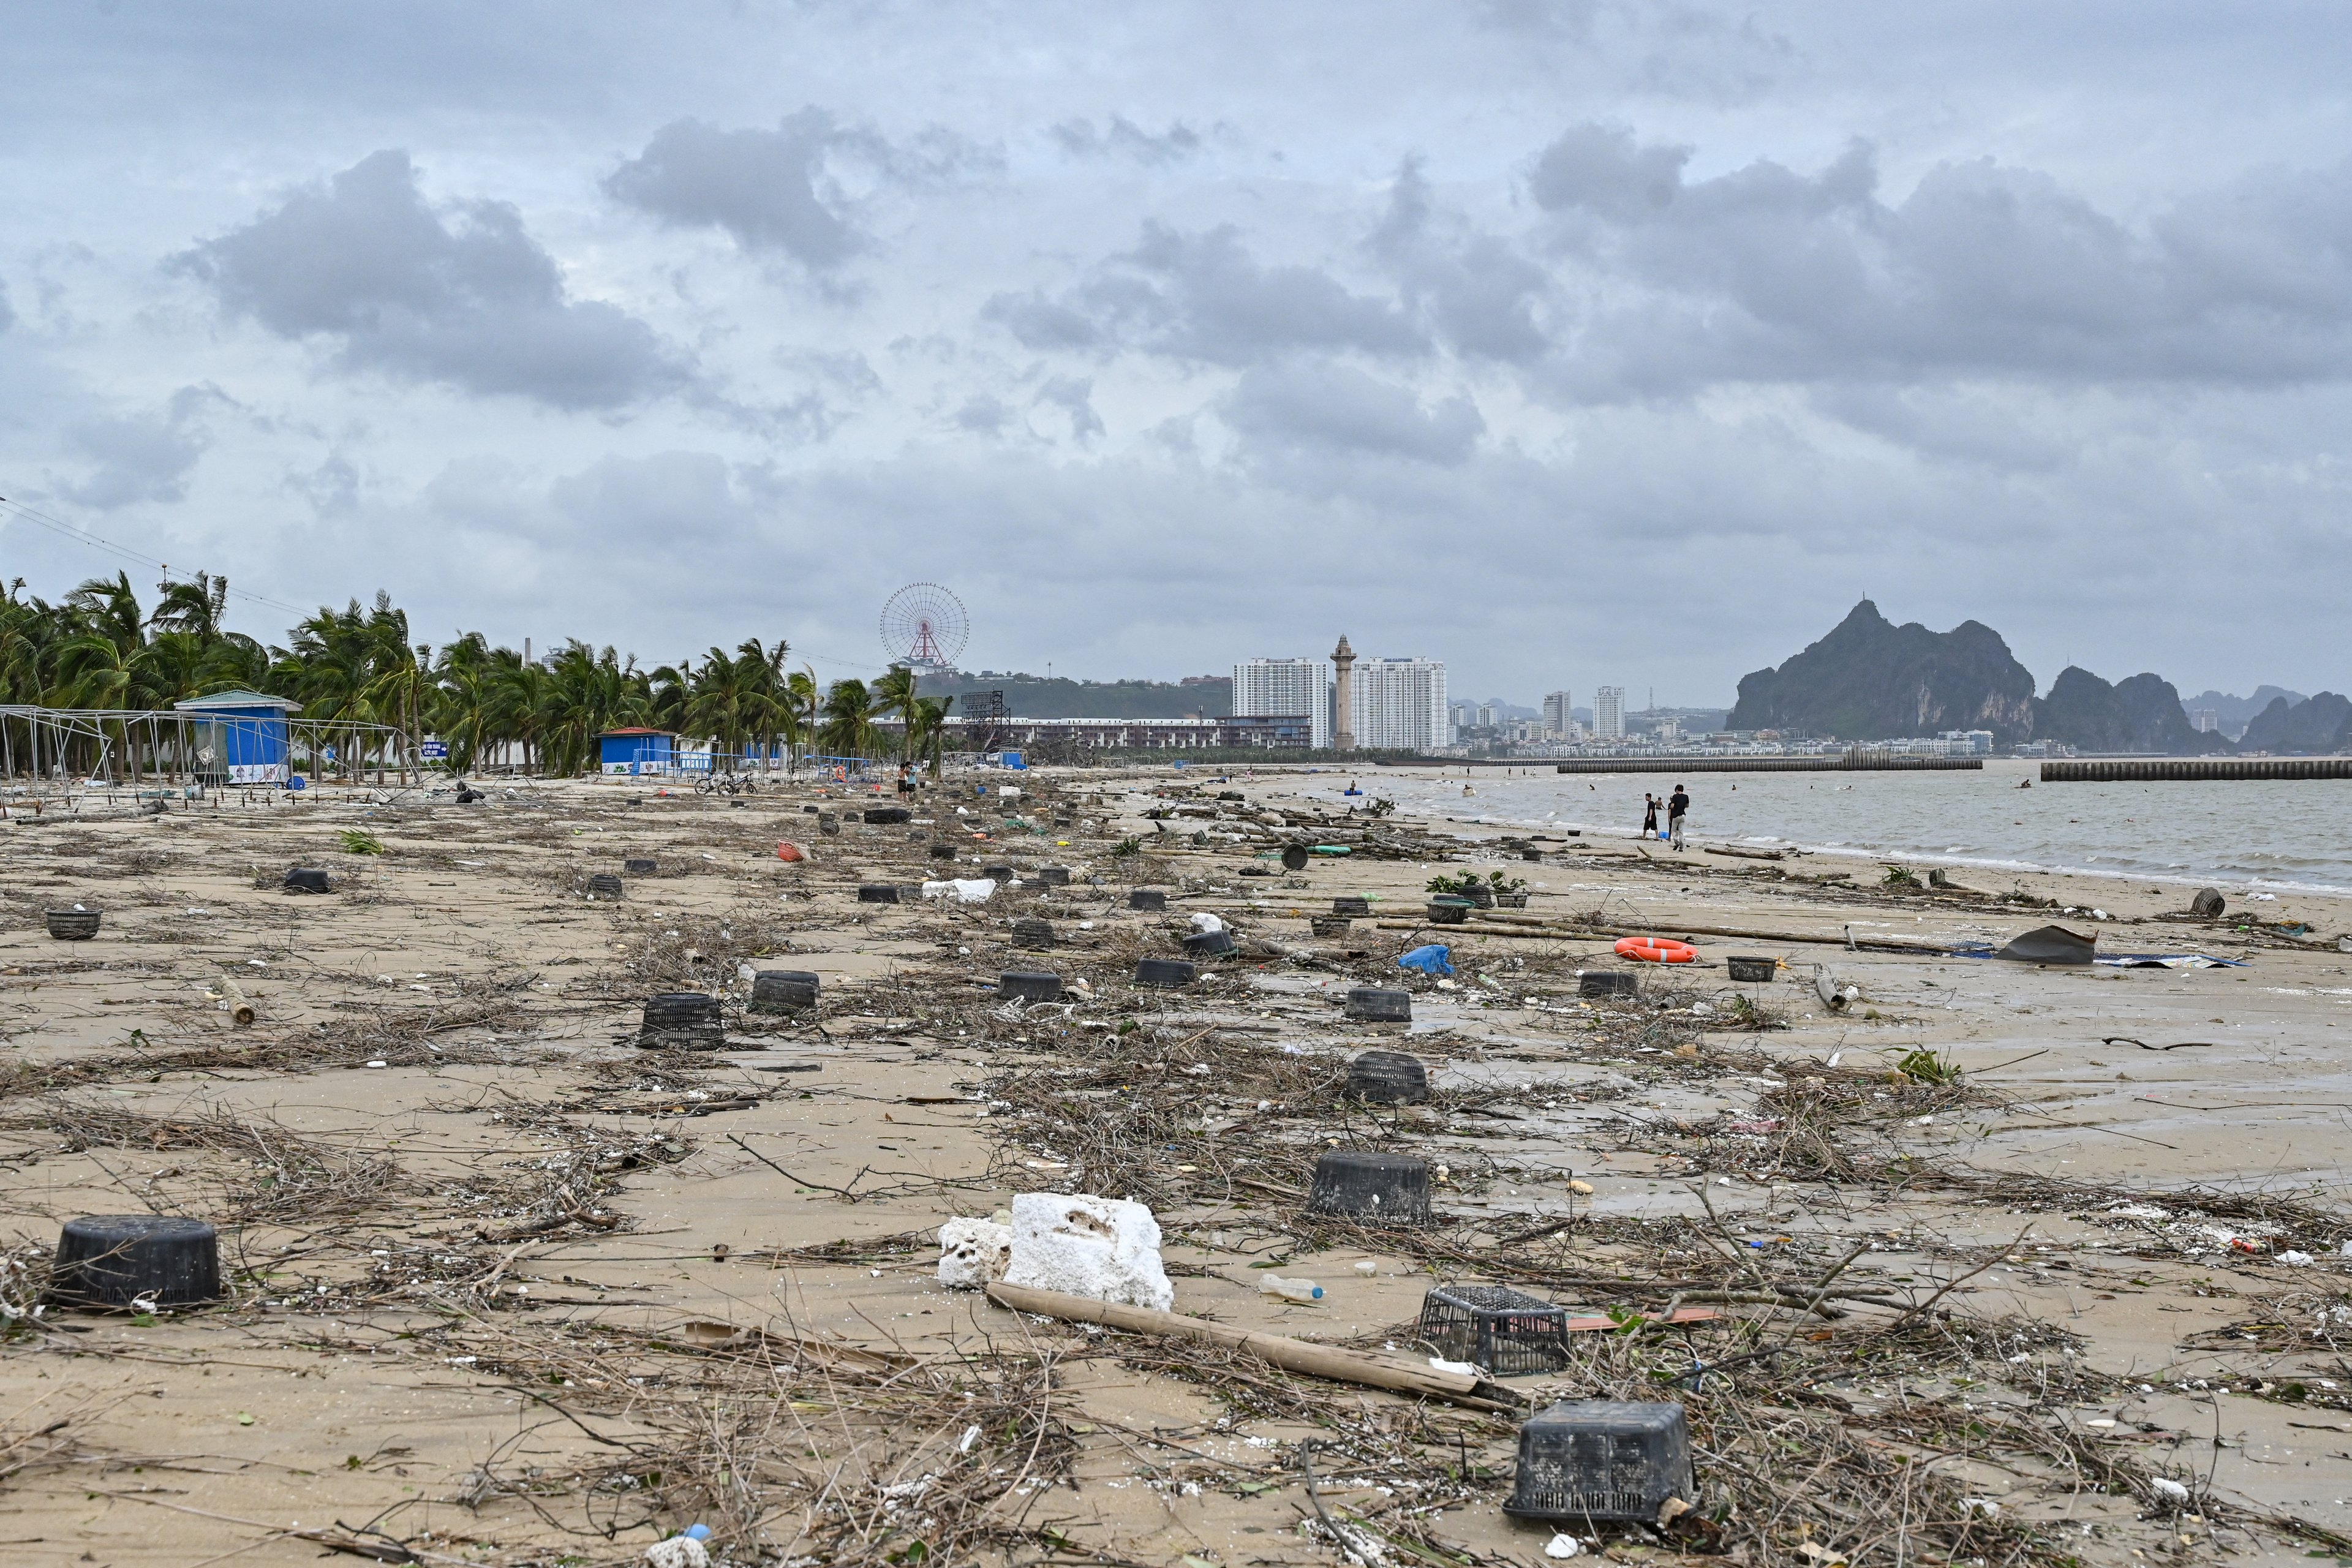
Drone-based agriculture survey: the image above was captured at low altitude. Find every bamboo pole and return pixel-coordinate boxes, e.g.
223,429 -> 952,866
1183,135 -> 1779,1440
982,1281 -> 1523,1411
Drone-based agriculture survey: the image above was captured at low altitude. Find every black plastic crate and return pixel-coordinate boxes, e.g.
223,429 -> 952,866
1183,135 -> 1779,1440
624,858 -> 658,873
1036,865 -> 1072,886
1726,956 -> 1775,983
750,970 -> 820,1014
1419,1285 -> 1572,1374
999,970 -> 1061,1003
857,884 -> 902,904
1344,986 -> 1411,1023
1129,888 -> 1167,911
1505,1400 -> 1692,1523
1011,916 -> 1057,949
1306,1150 -> 1433,1226
1183,928 -> 1237,959
1578,970 -> 1638,999
587,873 -> 624,897
1332,895 -> 1373,917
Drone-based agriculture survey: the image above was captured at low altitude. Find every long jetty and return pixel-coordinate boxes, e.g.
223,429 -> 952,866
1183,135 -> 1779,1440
1553,755 -> 1983,775
2041,757 -> 2352,782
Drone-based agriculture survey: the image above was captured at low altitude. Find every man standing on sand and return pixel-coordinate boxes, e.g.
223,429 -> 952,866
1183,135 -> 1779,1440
1641,793 -> 1660,839
1668,782 -> 1690,850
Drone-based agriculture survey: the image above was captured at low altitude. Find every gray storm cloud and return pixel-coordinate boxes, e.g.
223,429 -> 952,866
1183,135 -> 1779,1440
179,150 -> 683,409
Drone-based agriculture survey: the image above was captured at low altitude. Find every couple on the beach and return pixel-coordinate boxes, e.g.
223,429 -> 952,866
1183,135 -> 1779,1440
1642,784 -> 1690,850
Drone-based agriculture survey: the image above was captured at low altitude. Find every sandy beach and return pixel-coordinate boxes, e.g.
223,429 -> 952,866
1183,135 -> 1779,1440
4,764 -> 2350,1567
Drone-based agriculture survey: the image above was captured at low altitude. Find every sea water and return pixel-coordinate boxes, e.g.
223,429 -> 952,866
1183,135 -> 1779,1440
1300,760 -> 2352,899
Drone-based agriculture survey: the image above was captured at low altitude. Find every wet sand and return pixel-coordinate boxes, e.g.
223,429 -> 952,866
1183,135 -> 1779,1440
2,767 -> 2348,1566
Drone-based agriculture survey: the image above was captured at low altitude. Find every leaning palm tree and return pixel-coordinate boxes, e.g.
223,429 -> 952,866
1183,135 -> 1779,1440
907,693 -> 957,778
870,664 -> 919,763
818,678 -> 875,761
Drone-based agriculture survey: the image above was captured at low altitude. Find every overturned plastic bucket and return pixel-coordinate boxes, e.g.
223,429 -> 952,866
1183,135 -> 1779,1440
1134,957 -> 1196,987
284,868 -> 332,894
1306,1151 -> 1433,1226
750,970 -> 820,1014
1343,986 -> 1411,1023
1281,843 -> 1310,872
51,1215 -> 221,1311
1182,928 -> 1238,960
44,908 -> 102,941
999,971 -> 1061,1003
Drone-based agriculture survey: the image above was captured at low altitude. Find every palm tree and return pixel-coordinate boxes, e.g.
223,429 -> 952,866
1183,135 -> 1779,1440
871,664 -> 919,763
818,678 -> 876,760
907,693 -> 957,778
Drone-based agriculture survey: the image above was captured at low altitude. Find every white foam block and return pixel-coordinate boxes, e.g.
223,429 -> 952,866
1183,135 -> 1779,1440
1003,1192 -> 1174,1311
937,1216 -> 1013,1289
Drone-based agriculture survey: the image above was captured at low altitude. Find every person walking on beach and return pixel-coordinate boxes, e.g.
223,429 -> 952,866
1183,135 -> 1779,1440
1641,793 -> 1660,839
1668,783 -> 1690,851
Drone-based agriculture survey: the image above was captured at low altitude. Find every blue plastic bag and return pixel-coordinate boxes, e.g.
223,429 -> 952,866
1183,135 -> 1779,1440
1397,943 -> 1454,976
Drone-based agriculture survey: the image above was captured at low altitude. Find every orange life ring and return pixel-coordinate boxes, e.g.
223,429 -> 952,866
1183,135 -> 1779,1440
1615,936 -> 1697,963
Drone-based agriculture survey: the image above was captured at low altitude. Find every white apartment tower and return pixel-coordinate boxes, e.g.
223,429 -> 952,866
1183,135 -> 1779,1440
1594,685 -> 1625,739
1232,658 -> 1332,749
1353,657 -> 1450,752
1542,690 -> 1573,734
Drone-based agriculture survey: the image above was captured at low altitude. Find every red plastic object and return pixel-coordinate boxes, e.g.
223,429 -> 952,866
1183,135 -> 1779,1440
777,842 -> 805,862
1615,937 -> 1697,963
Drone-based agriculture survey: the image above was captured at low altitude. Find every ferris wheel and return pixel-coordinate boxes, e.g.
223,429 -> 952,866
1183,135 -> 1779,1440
879,582 -> 970,671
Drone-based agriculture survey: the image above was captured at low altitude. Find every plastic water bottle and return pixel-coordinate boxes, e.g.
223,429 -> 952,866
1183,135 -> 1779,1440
1260,1275 -> 1324,1303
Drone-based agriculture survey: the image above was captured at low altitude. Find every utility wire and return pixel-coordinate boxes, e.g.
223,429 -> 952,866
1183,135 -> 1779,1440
0,492 -> 311,619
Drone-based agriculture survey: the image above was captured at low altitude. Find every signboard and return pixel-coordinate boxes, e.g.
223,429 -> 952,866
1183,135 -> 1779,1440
419,741 -> 448,760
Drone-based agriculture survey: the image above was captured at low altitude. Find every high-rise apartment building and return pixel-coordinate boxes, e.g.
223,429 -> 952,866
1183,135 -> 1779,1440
1231,658 -> 1332,749
1354,657 -> 1449,752
1542,691 -> 1573,734
2191,709 -> 2219,734
1475,703 -> 1498,730
1594,686 -> 1625,739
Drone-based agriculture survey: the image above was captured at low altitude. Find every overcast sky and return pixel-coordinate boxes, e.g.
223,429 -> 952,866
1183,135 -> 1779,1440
3,2 -> 2348,704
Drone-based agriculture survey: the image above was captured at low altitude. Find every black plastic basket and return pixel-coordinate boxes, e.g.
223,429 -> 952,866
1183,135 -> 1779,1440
1726,956 -> 1776,983
640,991 -> 723,1050
1344,1049 -> 1428,1104
1310,916 -> 1352,938
983,864 -> 1014,881
999,971 -> 1061,1003
864,807 -> 912,824
1420,1284 -> 1572,1374
44,908 -> 102,940
1183,928 -> 1238,959
51,1215 -> 221,1311
1504,1400 -> 1693,1523
1036,865 -> 1072,886
587,873 -> 624,897
1306,1150 -> 1433,1226
857,884 -> 902,904
625,858 -> 658,873
1128,888 -> 1167,911
929,843 -> 959,859
1011,916 -> 1056,949
284,868 -> 332,894
1344,986 -> 1411,1023
750,970 -> 819,1014
1332,895 -> 1372,917
1578,970 -> 1638,999
1428,899 -> 1471,925
1134,957 -> 1196,987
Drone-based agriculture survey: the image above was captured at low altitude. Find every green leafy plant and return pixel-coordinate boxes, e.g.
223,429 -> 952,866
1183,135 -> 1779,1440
1109,836 -> 1142,857
1426,869 -> 1528,896
339,829 -> 385,855
1882,864 -> 1920,888
1365,796 -> 1396,818
1894,1046 -> 1961,1085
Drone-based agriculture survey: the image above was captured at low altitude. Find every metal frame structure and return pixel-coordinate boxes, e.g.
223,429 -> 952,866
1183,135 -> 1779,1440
0,704 -> 414,796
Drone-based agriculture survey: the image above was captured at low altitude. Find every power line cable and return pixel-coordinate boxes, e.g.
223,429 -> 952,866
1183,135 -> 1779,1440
0,492 -> 311,618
